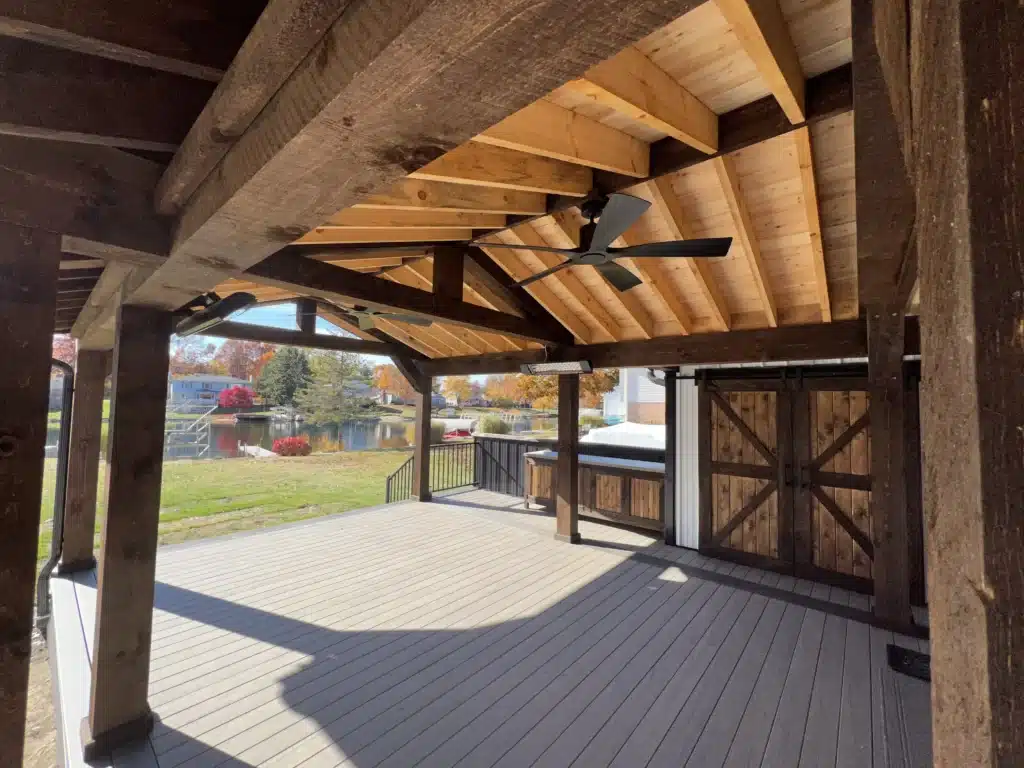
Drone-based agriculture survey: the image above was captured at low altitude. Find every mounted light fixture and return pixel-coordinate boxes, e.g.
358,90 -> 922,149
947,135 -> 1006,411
175,292 -> 258,337
520,360 -> 593,375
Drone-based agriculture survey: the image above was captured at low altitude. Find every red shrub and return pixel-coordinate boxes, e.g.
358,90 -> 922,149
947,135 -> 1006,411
219,385 -> 255,408
272,436 -> 312,457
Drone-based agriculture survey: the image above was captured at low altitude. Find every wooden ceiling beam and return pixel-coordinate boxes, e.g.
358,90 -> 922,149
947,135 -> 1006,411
565,46 -> 718,154
0,138 -> 170,256
792,126 -> 831,321
544,214 -> 657,339
410,142 -> 592,196
202,321 -> 398,355
245,251 -> 567,344
421,318 -> 922,377
0,38 -> 212,153
296,227 -> 472,245
643,177 -> 731,330
713,155 -> 778,327
313,256 -> 405,270
323,209 -> 506,229
497,226 -> 624,341
715,0 -> 805,123
353,180 -> 547,216
0,0 -> 263,81
155,0 -> 358,213
136,0 -> 700,312
473,99 -> 649,177
477,245 -> 593,344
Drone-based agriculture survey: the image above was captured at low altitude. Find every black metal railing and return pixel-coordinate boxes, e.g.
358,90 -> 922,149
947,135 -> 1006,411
385,441 -> 477,503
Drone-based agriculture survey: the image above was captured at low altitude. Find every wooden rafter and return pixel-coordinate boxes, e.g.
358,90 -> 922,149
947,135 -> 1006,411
203,321 -> 397,355
612,235 -> 692,334
410,142 -> 592,196
496,226 -> 623,341
322,209 -> 505,229
715,0 -> 805,123
544,214 -> 656,339
296,227 -> 472,246
381,265 -> 486,355
477,245 -> 593,344
473,99 -> 649,177
713,155 -> 778,327
792,126 -> 831,321
565,46 -> 718,154
353,179 -> 547,215
643,177 -> 731,330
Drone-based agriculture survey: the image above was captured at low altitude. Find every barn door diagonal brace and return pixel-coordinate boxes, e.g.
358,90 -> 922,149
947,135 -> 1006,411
709,391 -> 777,467
710,481 -> 779,547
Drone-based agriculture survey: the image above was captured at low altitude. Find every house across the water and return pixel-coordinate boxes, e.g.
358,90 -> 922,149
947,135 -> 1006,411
167,374 -> 250,404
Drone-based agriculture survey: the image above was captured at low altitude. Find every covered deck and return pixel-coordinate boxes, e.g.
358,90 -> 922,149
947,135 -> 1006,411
52,490 -> 931,767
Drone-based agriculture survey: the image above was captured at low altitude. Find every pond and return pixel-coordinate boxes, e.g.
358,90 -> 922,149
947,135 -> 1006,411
44,413 -> 559,459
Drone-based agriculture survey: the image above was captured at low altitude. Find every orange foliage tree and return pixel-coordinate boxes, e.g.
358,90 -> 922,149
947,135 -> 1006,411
51,335 -> 76,365
214,339 -> 274,380
441,375 -> 473,403
372,363 -> 415,401
512,369 -> 618,409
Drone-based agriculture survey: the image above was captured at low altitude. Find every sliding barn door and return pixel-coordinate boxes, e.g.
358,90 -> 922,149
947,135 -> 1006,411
698,378 -> 792,571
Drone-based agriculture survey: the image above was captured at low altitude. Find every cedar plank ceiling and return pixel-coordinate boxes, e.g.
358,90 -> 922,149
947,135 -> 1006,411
211,0 -> 858,357
0,0 -> 268,333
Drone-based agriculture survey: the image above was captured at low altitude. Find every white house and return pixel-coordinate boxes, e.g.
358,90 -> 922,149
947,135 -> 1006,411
602,368 -> 666,424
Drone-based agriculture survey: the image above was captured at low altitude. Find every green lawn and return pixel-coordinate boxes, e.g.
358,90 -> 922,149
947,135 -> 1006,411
37,450 -> 412,560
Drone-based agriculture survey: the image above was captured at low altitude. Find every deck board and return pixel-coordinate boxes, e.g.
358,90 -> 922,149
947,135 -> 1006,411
51,489 -> 931,767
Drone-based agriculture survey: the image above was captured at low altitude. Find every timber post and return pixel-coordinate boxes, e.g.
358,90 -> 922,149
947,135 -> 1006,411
555,374 -> 580,544
412,375 -> 433,502
662,368 -> 678,545
60,349 -> 110,572
83,304 -> 172,759
913,3 -> 1024,764
0,225 -> 60,768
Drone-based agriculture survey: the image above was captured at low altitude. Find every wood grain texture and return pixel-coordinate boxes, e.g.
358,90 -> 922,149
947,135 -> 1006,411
354,179 -> 547,215
323,209 -> 505,229
87,305 -> 172,745
60,349 -> 110,571
556,374 -> 580,541
412,378 -> 432,501
913,3 -> 1024,764
792,126 -> 831,321
0,225 -> 59,768
138,0 -> 705,312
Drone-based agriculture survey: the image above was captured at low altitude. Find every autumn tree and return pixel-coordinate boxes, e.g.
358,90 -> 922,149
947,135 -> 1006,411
169,337 -> 223,376
372,363 -> 415,401
255,347 -> 310,406
513,369 -> 619,410
213,339 -> 274,380
484,374 -> 523,407
52,335 -> 76,365
581,369 -> 619,408
295,352 -> 372,424
441,375 -> 473,403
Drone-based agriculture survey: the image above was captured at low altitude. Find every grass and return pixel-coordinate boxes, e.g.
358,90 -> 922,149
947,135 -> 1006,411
37,450 -> 411,560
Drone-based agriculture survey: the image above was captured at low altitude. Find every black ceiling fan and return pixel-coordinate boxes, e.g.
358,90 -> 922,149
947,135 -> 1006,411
348,305 -> 432,331
475,193 -> 732,292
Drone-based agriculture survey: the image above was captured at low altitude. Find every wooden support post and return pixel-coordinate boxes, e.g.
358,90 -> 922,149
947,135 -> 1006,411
913,4 -> 1024,764
432,246 -> 465,304
411,376 -> 433,502
296,297 -> 317,335
555,374 -> 580,543
867,306 -> 911,629
662,369 -> 678,546
60,349 -> 110,572
0,225 -> 60,768
84,304 -> 171,759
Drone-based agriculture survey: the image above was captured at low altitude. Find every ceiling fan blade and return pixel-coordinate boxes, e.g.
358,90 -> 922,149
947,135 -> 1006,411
591,193 -> 651,252
610,237 -> 733,259
379,313 -> 432,327
469,241 -> 576,256
595,261 -> 644,292
517,260 -> 575,288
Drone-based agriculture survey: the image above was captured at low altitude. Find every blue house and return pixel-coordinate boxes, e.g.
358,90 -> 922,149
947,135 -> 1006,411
168,374 -> 250,404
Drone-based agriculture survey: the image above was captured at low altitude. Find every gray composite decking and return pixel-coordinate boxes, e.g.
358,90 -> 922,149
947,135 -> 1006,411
51,489 -> 932,768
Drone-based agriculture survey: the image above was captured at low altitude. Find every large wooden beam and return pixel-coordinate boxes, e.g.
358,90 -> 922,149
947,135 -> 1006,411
0,137 -> 170,255
555,374 -> 580,543
155,0 -> 359,213
296,227 -> 472,246
0,37 -> 213,152
913,3 -> 1024,764
128,0 -> 705,312
0,0 -> 263,81
84,304 -> 172,759
60,349 -> 110,572
715,0 -> 805,123
412,377 -> 433,501
0,224 -> 60,768
323,209 -> 505,229
245,251 -> 571,345
354,180 -> 547,216
200,321 -> 398,355
419,317 -> 922,376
